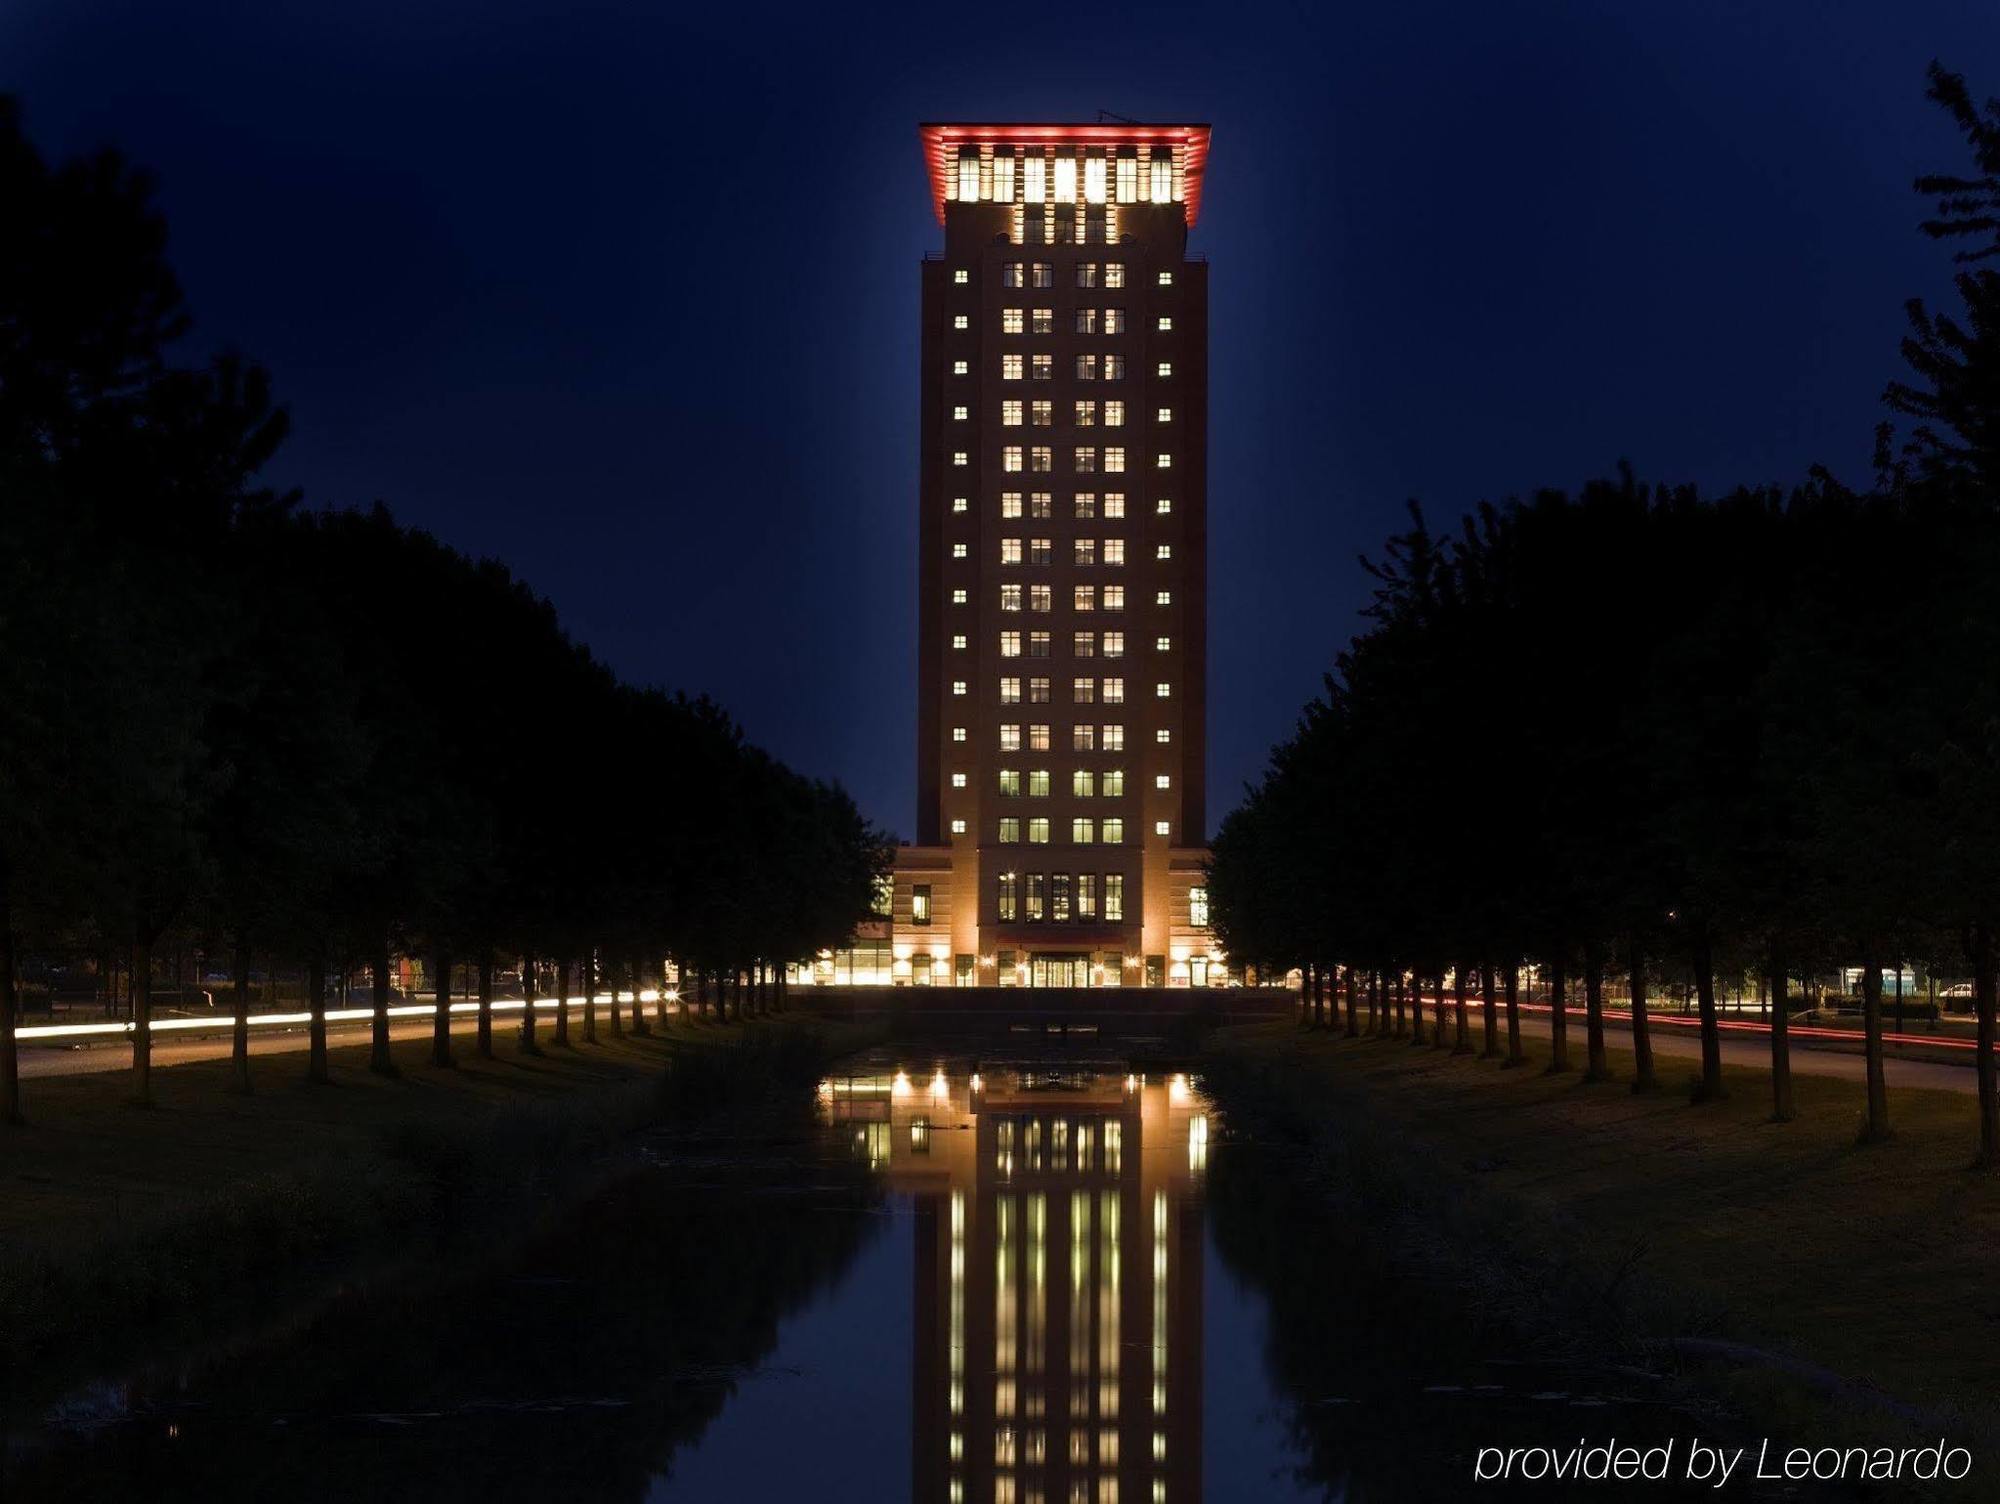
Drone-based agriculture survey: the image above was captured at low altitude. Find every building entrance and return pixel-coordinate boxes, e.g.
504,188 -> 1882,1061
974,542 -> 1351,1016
1030,953 -> 1091,989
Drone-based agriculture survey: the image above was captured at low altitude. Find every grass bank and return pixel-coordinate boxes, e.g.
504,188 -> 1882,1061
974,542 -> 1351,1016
0,1014 -> 876,1401
1201,1021 -> 2000,1448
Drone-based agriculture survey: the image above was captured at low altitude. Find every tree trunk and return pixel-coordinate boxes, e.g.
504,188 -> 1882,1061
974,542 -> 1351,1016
654,960 -> 668,1027
1371,969 -> 1385,1034
1582,943 -> 1610,1082
1400,971 -> 1415,1041
230,941 -> 252,1094
1503,963 -> 1525,1067
606,946 -> 625,1037
1299,962 -> 1314,1028
628,956 -> 650,1036
432,945 -> 455,1068
1767,946 -> 1794,1122
1545,953 -> 1570,1074
554,953 -> 573,1047
1973,926 -> 1998,1168
1479,963 -> 1498,1058
307,950 -> 329,1083
0,891 -> 20,1125
369,943 -> 396,1076
1858,944 -> 1888,1139
131,934 -> 153,1106
1432,972 -> 1447,1049
519,952 -> 541,1054
1690,929 -> 1726,1102
1627,937 -> 1657,1092
1344,965 -> 1360,1037
1452,966 -> 1471,1054
583,951 -> 599,1043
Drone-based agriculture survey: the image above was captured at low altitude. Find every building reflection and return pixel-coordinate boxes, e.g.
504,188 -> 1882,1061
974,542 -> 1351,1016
823,1066 -> 1207,1504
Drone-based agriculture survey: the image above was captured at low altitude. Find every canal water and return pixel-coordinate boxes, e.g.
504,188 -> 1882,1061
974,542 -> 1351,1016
5,1052 -> 1808,1502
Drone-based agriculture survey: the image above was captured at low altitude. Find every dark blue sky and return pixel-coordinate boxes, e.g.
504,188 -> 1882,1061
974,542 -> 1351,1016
7,1 -> 1994,838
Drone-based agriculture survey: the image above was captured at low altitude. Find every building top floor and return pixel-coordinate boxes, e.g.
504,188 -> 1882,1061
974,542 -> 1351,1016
920,122 -> 1213,228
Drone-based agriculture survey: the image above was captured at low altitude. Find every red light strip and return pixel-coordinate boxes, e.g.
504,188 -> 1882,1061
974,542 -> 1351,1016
917,122 -> 1213,228
1448,998 -> 1990,1054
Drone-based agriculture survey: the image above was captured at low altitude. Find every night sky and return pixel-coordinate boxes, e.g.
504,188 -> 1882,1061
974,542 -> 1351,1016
7,1 -> 1996,840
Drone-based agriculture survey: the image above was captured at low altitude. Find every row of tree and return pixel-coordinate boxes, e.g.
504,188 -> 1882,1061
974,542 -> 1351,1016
1208,65 -> 2000,1164
0,97 -> 889,1121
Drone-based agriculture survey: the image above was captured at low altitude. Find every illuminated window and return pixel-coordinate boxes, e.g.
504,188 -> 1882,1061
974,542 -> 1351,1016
1105,355 -> 1126,380
1155,820 -> 1170,836
1002,353 -> 1024,380
953,314 -> 969,330
1155,407 -> 1171,423
1155,681 -> 1171,698
1105,401 -> 1125,427
1001,584 -> 1022,611
1157,269 -> 1174,286
1074,491 -> 1097,519
952,588 -> 968,604
1106,873 -> 1125,919
1028,630 -> 1050,658
1116,155 -> 1138,202
1002,400 -> 1023,426
1031,354 -> 1053,381
1031,262 -> 1054,288
1074,400 -> 1097,427
1075,308 -> 1098,335
1001,538 -> 1023,564
1002,308 -> 1024,334
1078,873 -> 1097,918
1103,585 -> 1125,611
1031,308 -> 1053,335
1000,723 -> 1021,751
952,543 -> 968,559
951,633 -> 966,649
1155,774 -> 1171,790
1000,818 -> 1020,844
1104,631 -> 1125,656
951,818 -> 966,834
1155,728 -> 1171,744
1030,537 -> 1052,565
1103,678 -> 1125,704
1028,769 -> 1050,798
998,871 -> 1019,918
1030,446 -> 1052,473
1155,589 -> 1171,605
953,359 -> 968,375
1104,447 -> 1126,473
953,404 -> 968,421
1150,154 -> 1172,203
1073,586 -> 1095,612
1073,817 -> 1096,844
1083,156 -> 1106,204
1103,768 -> 1125,796
1031,400 -> 1053,427
1104,309 -> 1126,334
1028,818 -> 1050,845
952,451 -> 969,467
1002,262 -> 1025,289
952,268 -> 969,285
1105,492 -> 1126,518
952,496 -> 968,514
953,726 -> 967,742
1030,491 -> 1053,518
1105,263 -> 1125,288
1155,635 -> 1171,651
1155,497 -> 1172,515
1053,155 -> 1077,203
1076,263 -> 1098,289
1003,448 -> 1023,474
993,153 -> 1016,202
1074,630 -> 1096,658
1029,722 -> 1051,750
1028,676 -> 1050,703
1104,539 -> 1125,566
1103,724 -> 1125,750
1156,315 -> 1173,332
1001,492 -> 1023,519
1074,447 -> 1099,475
1000,677 -> 1021,704
1025,874 -> 1045,921
1073,677 -> 1096,705
1024,155 -> 1046,203
1074,538 -> 1098,566
1000,631 -> 1022,658
1104,818 -> 1125,846
1155,543 -> 1172,559
951,680 -> 967,696
957,151 -> 979,201
1030,585 -> 1052,612
1155,453 -> 1172,470
1156,361 -> 1172,378
952,771 -> 968,787
999,769 -> 1021,796
912,885 -> 932,925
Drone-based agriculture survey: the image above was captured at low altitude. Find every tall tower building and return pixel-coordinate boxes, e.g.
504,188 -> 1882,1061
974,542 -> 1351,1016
897,122 -> 1217,990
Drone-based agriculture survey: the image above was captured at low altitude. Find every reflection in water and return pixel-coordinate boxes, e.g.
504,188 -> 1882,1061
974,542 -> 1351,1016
827,1066 -> 1207,1504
